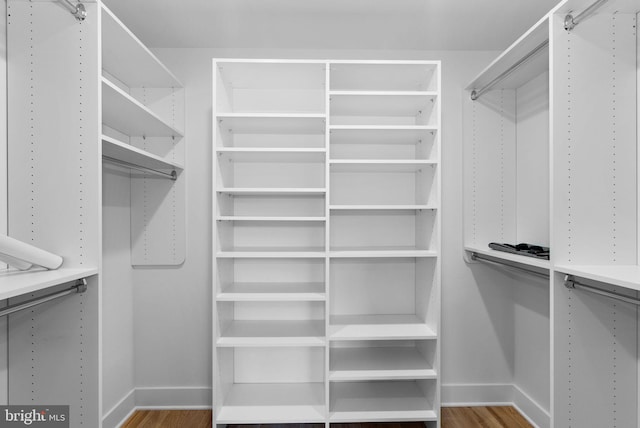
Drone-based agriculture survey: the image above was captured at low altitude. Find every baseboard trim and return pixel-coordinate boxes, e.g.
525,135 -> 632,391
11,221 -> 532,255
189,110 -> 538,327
442,383 -> 550,428
103,387 -> 213,428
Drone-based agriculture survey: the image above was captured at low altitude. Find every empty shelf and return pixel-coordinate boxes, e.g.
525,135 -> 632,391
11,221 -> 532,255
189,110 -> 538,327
216,114 -> 326,135
217,320 -> 325,347
330,346 -> 435,381
331,93 -> 436,118
0,267 -> 98,301
330,247 -> 437,258
217,150 -> 325,163
216,188 -> 326,196
330,160 -> 436,172
101,4 -> 181,88
216,383 -> 325,424
217,282 -> 326,301
465,245 -> 550,270
330,125 -> 438,131
330,62 -> 438,91
217,216 -> 326,222
330,205 -> 435,211
102,77 -> 184,138
330,315 -> 436,341
217,247 -> 326,258
555,265 -> 640,292
330,381 -> 436,422
102,135 -> 183,172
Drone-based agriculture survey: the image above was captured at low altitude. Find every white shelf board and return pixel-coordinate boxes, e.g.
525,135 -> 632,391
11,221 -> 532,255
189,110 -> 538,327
216,60 -> 326,90
330,205 -> 435,211
554,265 -> 640,292
329,62 -> 438,91
330,125 -> 438,131
216,148 -> 325,154
465,245 -> 550,270
102,135 -> 184,171
330,248 -> 437,258
102,77 -> 184,138
330,160 -> 436,172
217,320 -> 326,347
217,247 -> 326,259
216,115 -> 326,135
216,383 -> 325,424
330,346 -> 436,381
101,4 -> 181,88
217,150 -> 325,163
217,112 -> 326,119
330,90 -> 437,97
0,267 -> 98,301
216,188 -> 326,196
331,93 -> 435,117
217,216 -> 326,222
330,315 -> 436,341
466,15 -> 549,92
217,282 -> 326,302
330,381 -> 436,422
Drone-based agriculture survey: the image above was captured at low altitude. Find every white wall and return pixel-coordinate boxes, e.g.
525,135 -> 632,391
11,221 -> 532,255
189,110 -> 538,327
135,48 -> 507,406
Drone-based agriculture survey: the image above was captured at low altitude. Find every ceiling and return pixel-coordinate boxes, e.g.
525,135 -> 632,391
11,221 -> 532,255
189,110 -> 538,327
102,0 -> 560,51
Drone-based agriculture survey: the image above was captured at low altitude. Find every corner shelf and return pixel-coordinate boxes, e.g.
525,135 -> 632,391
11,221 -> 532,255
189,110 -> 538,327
102,135 -> 183,172
329,315 -> 437,341
0,267 -> 98,301
330,346 -> 436,381
554,265 -> 640,292
102,77 -> 184,138
465,245 -> 550,270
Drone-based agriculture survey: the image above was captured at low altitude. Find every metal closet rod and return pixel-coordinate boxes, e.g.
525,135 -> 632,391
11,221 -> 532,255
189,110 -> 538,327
564,0 -> 610,31
470,40 -> 549,101
103,156 -> 178,181
59,0 -> 87,21
0,278 -> 87,318
564,274 -> 640,306
470,252 -> 550,278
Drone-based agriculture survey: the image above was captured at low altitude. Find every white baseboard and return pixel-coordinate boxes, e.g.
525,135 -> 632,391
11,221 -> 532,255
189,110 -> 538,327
442,383 -> 550,428
103,387 -> 212,428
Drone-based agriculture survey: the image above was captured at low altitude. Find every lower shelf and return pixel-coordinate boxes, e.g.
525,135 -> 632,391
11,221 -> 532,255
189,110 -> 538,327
330,346 -> 436,381
217,320 -> 326,347
330,315 -> 436,341
216,383 -> 326,424
330,380 -> 437,422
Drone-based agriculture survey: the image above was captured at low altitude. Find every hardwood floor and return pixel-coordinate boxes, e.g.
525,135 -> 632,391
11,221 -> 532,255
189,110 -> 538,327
122,407 -> 532,428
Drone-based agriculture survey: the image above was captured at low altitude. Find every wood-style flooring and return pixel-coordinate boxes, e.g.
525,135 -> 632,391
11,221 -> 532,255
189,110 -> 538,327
122,407 -> 533,428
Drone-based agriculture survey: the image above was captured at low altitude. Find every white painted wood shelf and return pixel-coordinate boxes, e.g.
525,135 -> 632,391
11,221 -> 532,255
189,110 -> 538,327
330,315 -> 437,341
217,320 -> 326,347
330,248 -> 438,258
102,135 -> 183,172
216,383 -> 326,424
217,282 -> 326,301
330,125 -> 438,131
554,265 -> 640,292
217,248 -> 326,259
330,346 -> 436,381
465,245 -> 550,270
330,160 -> 436,172
216,216 -> 326,222
331,94 -> 436,119
216,188 -> 326,196
102,77 -> 184,138
330,205 -> 436,211
0,267 -> 98,301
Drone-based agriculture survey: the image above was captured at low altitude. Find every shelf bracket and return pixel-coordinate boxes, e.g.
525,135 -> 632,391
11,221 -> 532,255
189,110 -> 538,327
59,0 -> 87,21
564,0 -> 609,31
0,278 -> 88,318
564,274 -> 640,305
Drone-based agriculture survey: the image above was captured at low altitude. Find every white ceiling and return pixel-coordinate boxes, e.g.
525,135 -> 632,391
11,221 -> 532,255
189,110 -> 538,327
102,0 -> 560,51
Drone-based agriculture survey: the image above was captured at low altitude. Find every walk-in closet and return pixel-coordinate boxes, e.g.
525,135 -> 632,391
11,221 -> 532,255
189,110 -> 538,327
0,0 -> 639,427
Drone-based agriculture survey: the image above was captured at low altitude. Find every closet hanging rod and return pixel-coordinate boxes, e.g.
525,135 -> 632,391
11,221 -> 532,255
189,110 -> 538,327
59,0 -> 87,21
470,252 -> 549,278
470,40 -> 549,101
564,0 -> 609,31
0,278 -> 87,318
564,274 -> 640,306
103,156 -> 177,181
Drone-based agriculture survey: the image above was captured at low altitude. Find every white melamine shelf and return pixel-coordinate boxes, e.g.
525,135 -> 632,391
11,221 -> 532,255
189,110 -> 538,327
330,347 -> 436,381
217,216 -> 326,222
101,4 -> 181,88
217,320 -> 326,347
216,115 -> 326,136
331,94 -> 435,117
216,383 -> 325,424
217,248 -> 326,259
330,125 -> 438,131
330,160 -> 436,172
465,245 -> 550,270
330,205 -> 435,211
102,77 -> 184,138
330,381 -> 437,422
216,148 -> 325,154
0,267 -> 98,301
330,315 -> 436,341
554,265 -> 640,292
330,61 -> 438,91
216,188 -> 326,196
217,113 -> 326,120
330,90 -> 437,97
217,282 -> 326,301
330,248 -> 437,258
466,15 -> 549,92
217,150 -> 325,163
102,135 -> 183,172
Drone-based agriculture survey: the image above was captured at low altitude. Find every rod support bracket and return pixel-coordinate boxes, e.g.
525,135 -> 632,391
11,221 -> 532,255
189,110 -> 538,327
470,90 -> 478,101
564,14 -> 576,31
564,274 -> 576,289
75,278 -> 88,293
71,2 -> 87,21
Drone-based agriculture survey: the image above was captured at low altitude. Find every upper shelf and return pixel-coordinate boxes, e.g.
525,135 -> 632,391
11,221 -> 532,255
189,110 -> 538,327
102,135 -> 184,172
102,77 -> 184,138
101,4 -> 182,88
330,61 -> 438,92
0,267 -> 98,301
465,245 -> 550,270
466,15 -> 549,92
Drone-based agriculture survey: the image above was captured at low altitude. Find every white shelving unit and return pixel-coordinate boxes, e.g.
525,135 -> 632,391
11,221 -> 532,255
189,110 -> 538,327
214,59 -> 440,426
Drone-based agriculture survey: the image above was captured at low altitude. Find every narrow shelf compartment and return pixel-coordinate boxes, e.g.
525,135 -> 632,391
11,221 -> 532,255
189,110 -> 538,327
217,282 -> 326,302
101,4 -> 181,88
102,77 -> 184,138
217,320 -> 326,347
554,265 -> 640,292
330,127 -> 437,161
330,346 -> 436,381
330,380 -> 437,422
330,62 -> 438,92
216,383 -> 326,424
331,93 -> 437,127
0,267 -> 98,301
102,135 -> 183,172
465,245 -> 550,270
330,315 -> 436,341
